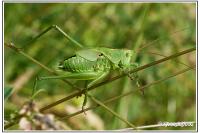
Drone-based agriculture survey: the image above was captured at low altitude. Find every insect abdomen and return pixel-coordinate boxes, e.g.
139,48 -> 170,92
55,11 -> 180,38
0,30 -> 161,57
59,56 -> 95,72
59,55 -> 112,73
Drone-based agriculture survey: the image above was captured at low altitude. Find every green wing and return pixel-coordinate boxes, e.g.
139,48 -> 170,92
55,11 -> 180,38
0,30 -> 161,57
76,49 -> 101,61
76,47 -> 128,65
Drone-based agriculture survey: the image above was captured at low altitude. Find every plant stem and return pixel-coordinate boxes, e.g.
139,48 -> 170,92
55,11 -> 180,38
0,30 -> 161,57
60,67 -> 193,119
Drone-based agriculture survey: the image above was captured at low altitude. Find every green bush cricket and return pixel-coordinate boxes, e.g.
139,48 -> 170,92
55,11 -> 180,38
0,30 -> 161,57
35,25 -> 140,113
31,25 -> 191,114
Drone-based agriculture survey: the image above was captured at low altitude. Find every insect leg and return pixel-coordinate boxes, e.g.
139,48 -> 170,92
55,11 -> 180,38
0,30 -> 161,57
38,72 -> 102,95
129,64 -> 144,95
82,81 -> 88,115
27,25 -> 83,48
121,63 -> 144,95
87,71 -> 110,88
82,71 -> 110,114
39,72 -> 101,81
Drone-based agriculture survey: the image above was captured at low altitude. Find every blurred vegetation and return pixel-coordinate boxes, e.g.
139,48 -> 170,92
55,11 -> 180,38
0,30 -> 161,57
4,3 -> 196,130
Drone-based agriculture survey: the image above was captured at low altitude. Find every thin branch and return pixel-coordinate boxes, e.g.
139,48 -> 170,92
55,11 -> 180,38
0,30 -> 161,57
144,51 -> 195,71
60,67 -> 193,120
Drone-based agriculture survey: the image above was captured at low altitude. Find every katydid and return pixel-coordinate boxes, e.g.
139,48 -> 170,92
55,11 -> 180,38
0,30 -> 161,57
39,47 -> 140,112
34,25 -> 140,112
40,47 -> 139,87
32,25 -> 190,113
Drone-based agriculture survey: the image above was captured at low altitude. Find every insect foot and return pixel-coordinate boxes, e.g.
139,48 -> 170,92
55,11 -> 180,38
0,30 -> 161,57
127,73 -> 135,80
75,91 -> 84,98
81,100 -> 87,115
82,90 -> 88,115
127,73 -> 144,95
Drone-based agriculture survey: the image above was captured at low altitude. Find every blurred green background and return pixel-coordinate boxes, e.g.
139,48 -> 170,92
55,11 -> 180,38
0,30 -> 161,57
4,3 -> 196,130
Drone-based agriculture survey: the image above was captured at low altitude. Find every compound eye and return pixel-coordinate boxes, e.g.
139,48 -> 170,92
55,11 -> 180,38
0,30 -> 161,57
99,53 -> 103,56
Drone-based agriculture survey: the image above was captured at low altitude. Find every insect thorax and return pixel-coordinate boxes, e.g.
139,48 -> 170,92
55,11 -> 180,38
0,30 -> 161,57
59,55 -> 112,73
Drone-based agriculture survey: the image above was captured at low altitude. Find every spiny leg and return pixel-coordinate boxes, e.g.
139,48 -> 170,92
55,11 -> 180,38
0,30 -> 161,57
123,63 -> 144,95
26,25 -> 83,48
82,81 -> 88,115
81,71 -> 110,115
37,71 -> 107,114
128,73 -> 144,95
38,72 -> 102,95
39,72 -> 101,81
131,64 -> 144,95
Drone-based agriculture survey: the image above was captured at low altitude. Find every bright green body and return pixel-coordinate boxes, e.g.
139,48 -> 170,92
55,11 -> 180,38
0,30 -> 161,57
57,47 -> 138,84
41,47 -> 138,88
60,52 -> 111,73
